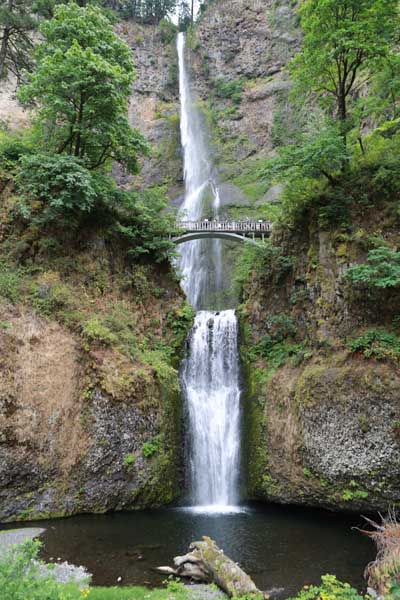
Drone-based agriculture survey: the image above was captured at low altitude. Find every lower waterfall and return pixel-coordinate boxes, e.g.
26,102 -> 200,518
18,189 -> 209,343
181,311 -> 241,509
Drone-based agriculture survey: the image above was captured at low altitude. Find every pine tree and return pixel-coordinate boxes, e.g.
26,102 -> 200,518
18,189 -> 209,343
0,0 -> 37,81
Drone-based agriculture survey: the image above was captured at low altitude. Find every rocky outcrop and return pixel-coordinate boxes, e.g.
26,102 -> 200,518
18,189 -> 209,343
0,230 -> 190,521
191,0 -> 300,174
0,305 -> 183,521
115,21 -> 183,196
0,75 -> 30,130
240,200 -> 400,512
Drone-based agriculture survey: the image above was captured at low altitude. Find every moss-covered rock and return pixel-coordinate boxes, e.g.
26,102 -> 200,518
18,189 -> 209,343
240,197 -> 400,512
0,220 -> 191,522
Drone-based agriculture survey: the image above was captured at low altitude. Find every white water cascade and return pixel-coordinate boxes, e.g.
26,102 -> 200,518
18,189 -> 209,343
176,32 -> 222,308
177,32 -> 241,510
181,311 -> 241,508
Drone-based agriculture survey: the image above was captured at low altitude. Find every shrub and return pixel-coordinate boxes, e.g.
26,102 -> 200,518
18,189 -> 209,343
142,435 -> 162,458
110,187 -> 175,262
30,273 -> 77,317
288,574 -> 363,600
258,339 -> 308,369
82,317 -> 118,346
0,539 -> 82,599
348,329 -> 400,362
213,77 -> 244,105
0,263 -> 22,304
0,133 -> 33,171
265,313 -> 298,342
345,247 -> 400,289
341,483 -> 369,501
166,302 -> 195,351
158,18 -> 177,44
365,512 -> 400,596
123,453 -> 136,467
16,154 -> 97,224
391,582 -> 400,599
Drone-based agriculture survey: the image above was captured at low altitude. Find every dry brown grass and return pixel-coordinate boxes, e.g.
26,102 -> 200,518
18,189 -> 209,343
364,510 -> 400,596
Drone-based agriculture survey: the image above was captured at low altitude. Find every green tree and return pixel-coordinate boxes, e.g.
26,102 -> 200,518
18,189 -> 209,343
16,153 -> 98,224
32,0 -> 92,20
19,2 -> 148,171
0,0 -> 37,81
291,0 -> 399,140
262,119 -> 349,185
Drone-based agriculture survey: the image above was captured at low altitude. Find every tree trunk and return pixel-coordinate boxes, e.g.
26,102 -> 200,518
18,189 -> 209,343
157,537 -> 262,598
0,28 -> 10,79
337,87 -> 348,149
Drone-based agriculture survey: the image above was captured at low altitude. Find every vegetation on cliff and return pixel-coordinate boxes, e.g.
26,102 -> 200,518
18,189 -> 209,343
234,0 -> 400,514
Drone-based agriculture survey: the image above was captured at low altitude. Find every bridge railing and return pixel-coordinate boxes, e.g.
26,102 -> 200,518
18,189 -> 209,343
174,220 -> 273,233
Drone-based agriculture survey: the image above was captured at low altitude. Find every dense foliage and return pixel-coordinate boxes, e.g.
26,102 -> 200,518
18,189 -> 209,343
291,0 -> 398,134
16,153 -> 97,222
259,0 -> 400,231
0,540 -> 193,600
345,247 -> 400,289
0,2 -> 173,262
288,575 -> 363,600
19,3 -> 148,171
348,329 -> 400,362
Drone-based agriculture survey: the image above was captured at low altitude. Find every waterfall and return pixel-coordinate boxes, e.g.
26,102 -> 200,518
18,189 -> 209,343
181,311 -> 241,508
177,32 -> 241,510
176,32 -> 222,309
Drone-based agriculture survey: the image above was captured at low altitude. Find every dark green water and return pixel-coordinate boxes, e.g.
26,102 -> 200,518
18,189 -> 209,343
2,503 -> 375,597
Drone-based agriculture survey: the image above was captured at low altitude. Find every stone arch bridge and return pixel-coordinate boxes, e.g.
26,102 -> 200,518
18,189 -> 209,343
170,220 -> 272,245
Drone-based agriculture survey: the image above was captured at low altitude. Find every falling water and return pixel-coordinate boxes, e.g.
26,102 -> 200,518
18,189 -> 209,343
176,32 -> 222,309
177,32 -> 241,509
181,311 -> 241,508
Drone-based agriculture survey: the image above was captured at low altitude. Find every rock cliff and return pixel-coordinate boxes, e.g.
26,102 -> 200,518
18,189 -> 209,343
240,197 -> 400,511
0,178 -> 192,520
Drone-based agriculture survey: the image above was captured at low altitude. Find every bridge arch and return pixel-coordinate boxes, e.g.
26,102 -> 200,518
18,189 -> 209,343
172,231 -> 261,245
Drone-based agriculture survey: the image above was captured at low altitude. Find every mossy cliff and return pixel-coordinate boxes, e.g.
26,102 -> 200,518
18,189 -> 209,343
0,181 -> 193,523
239,190 -> 400,512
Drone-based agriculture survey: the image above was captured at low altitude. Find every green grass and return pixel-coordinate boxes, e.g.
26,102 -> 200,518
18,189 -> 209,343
89,587 -> 166,600
89,584 -> 187,600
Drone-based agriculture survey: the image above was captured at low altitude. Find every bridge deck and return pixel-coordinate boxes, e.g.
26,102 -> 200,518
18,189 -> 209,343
173,220 -> 273,235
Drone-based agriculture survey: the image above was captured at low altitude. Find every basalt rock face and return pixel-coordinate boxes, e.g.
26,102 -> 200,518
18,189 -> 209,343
240,202 -> 400,512
0,306 -> 184,522
193,0 -> 300,158
0,210 -> 190,521
114,22 -> 183,195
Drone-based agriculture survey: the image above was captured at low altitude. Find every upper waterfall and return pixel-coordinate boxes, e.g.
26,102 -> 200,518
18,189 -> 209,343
176,32 -> 222,309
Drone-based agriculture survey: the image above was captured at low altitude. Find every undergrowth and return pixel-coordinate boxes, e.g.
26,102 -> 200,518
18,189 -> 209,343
348,330 -> 400,362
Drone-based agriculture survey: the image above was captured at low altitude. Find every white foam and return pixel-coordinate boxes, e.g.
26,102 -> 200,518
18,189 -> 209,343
176,505 -> 248,515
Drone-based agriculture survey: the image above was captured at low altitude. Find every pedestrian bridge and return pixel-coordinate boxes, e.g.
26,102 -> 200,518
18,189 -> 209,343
171,220 -> 272,245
